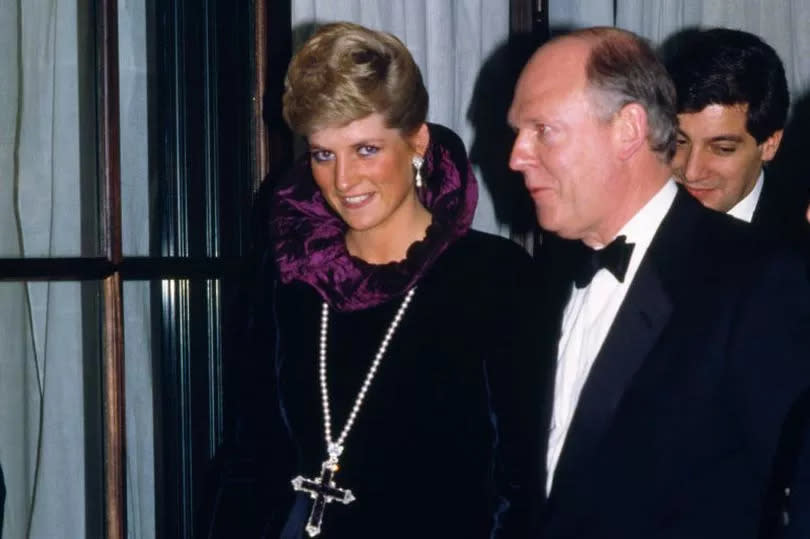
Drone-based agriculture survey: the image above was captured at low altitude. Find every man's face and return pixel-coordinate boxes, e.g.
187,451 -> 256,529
673,104 -> 782,212
507,38 -> 622,246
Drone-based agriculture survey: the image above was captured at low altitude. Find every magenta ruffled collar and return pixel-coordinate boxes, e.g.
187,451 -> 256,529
269,123 -> 478,312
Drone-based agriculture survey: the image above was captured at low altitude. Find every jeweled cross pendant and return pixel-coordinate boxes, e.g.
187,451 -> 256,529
291,461 -> 355,537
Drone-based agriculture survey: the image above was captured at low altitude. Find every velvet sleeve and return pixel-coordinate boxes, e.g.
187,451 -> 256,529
197,253 -> 296,538
484,244 -> 548,538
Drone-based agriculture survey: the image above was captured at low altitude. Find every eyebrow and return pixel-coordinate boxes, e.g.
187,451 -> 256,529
678,129 -> 746,145
307,141 -> 387,157
309,137 -> 386,148
352,139 -> 385,146
706,135 -> 745,143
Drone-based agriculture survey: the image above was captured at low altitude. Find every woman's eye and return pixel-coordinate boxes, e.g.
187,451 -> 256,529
310,150 -> 333,163
357,145 -> 379,156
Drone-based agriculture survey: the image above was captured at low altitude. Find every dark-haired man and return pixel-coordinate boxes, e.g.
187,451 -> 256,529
666,28 -> 808,239
509,26 -> 810,538
668,36 -> 810,533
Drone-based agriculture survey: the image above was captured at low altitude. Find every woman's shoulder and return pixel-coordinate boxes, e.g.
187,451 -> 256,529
449,229 -> 534,266
428,229 -> 539,296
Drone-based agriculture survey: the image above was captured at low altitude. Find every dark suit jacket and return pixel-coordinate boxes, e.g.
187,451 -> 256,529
536,189 -> 810,539
751,173 -> 810,538
752,172 -> 810,251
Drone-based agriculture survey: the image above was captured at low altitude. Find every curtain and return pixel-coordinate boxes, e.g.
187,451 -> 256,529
0,4 -> 35,527
291,0 -> 513,236
118,0 -> 155,536
0,1 -> 87,538
0,1 -> 153,537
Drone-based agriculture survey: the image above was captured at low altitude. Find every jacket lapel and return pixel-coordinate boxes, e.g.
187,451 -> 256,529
551,258 -> 672,494
547,189 -> 700,505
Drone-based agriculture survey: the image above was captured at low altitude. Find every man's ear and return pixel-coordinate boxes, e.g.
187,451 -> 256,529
613,103 -> 647,161
760,129 -> 783,162
409,123 -> 430,157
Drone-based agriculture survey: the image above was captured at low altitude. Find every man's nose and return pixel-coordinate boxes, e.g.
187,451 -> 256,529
681,149 -> 709,183
509,131 -> 533,172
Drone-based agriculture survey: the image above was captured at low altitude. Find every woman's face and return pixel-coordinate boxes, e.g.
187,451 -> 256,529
308,113 -> 426,240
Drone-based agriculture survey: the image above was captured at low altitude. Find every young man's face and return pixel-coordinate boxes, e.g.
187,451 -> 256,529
672,103 -> 782,212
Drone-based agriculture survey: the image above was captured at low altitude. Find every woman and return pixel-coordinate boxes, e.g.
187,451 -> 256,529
206,22 -> 545,538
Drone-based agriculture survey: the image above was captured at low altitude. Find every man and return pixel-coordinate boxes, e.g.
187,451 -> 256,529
668,31 -> 810,529
666,28 -> 808,240
508,27 -> 810,538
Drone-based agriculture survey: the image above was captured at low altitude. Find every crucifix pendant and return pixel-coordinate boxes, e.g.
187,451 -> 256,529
291,460 -> 355,537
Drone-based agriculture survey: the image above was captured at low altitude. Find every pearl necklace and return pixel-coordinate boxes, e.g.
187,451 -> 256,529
320,286 -> 416,464
292,287 -> 416,537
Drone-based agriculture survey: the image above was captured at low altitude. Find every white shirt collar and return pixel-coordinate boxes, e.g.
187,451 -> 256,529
545,178 -> 678,494
727,171 -> 764,223
617,178 -> 678,249
609,178 -> 679,280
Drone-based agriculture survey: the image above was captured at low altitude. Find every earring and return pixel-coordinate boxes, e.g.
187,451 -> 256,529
412,156 -> 424,188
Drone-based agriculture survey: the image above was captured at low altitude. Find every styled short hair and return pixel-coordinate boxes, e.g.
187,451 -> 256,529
282,22 -> 428,137
570,27 -> 679,163
666,28 -> 789,143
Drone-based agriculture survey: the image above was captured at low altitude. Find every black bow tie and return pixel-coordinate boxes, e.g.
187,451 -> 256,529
573,235 -> 635,289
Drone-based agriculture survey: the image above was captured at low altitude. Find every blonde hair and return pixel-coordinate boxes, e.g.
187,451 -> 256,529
282,22 -> 428,136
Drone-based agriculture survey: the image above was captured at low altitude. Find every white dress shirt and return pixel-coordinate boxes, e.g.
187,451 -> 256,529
546,179 -> 678,494
727,171 -> 763,223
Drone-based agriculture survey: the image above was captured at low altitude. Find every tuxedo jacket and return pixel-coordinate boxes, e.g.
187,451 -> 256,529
751,174 -> 810,538
535,189 -> 810,539
752,172 -> 810,251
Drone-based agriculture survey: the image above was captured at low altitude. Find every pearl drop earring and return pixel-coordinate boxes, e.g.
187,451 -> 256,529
412,156 -> 424,188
